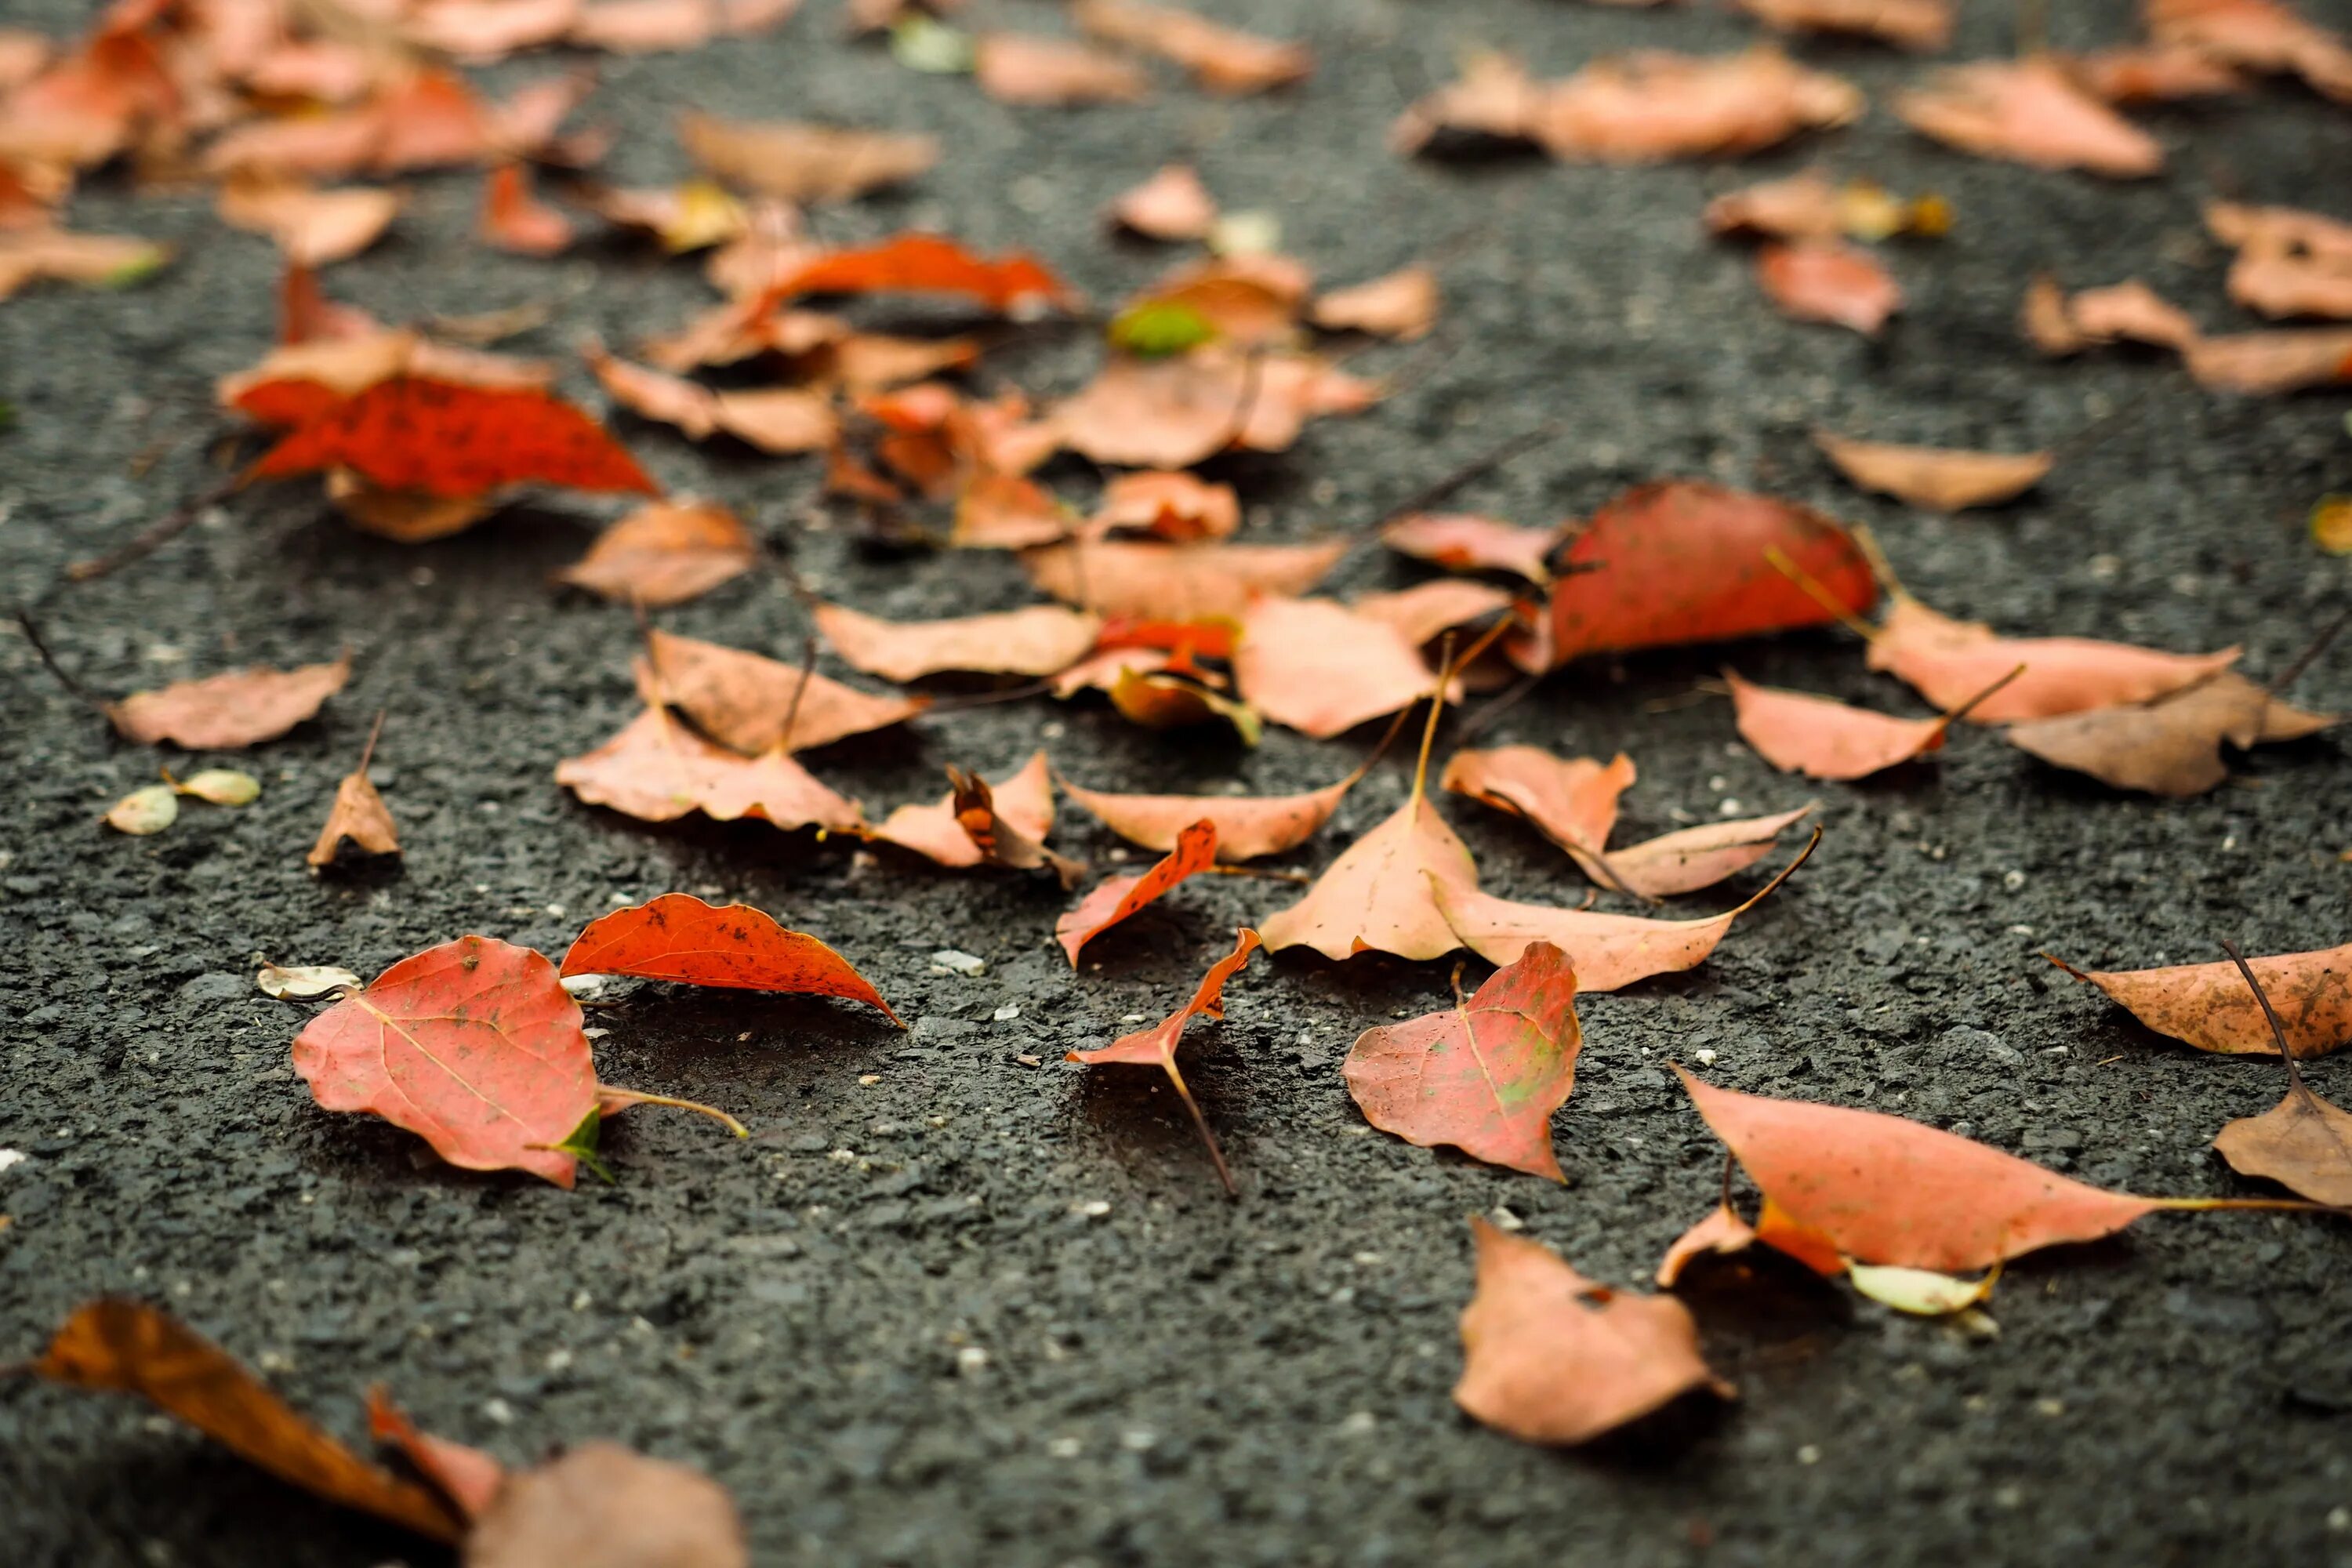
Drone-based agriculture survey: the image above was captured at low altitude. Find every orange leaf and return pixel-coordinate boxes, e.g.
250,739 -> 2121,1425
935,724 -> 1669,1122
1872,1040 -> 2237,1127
1755,240 -> 1903,336
2183,326 -> 2352,394
1534,46 -> 1860,162
1381,513 -> 1557,583
478,162 -> 572,255
1726,669 -> 1958,779
1675,1067 -> 2174,1272
1606,805 -> 1814,899
1735,0 -> 1951,50
1345,942 -> 1582,1180
637,628 -> 925,753
975,32 -> 1151,104
556,499 -> 759,608
365,1388 -> 506,1523
1813,430 -> 2053,510
1654,1201 -> 1760,1287
1867,593 -> 2240,721
771,232 -> 1074,314
556,708 -> 868,832
1548,481 -> 1875,666
109,655 -> 350,750
1057,818 -> 1219,964
1072,0 -> 1310,93
1085,470 -> 1240,541
1067,928 -> 1262,1192
871,750 -> 1068,873
1233,597 -> 1442,739
1894,57 -> 2163,177
1058,771 -> 1358,862
1109,163 -> 1216,241
1309,265 -> 1439,340
815,601 -> 1102,681
1022,538 -> 1348,619
1441,746 -> 1635,887
292,935 -> 600,1186
677,111 -> 938,202
1454,1218 -> 1733,1446
250,378 -> 657,499
217,176 -> 402,267
2049,942 -> 2352,1058
29,1301 -> 466,1543
561,892 -> 899,1023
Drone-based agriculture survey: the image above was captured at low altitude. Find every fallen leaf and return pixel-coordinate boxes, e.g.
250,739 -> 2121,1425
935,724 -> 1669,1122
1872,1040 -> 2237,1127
1654,1200 -> 1759,1287
1735,0 -> 1952,50
1755,240 -> 1903,335
167,768 -> 261,806
1454,1218 -> 1733,1446
1727,669 -> 1962,779
1052,347 -> 1374,468
1350,581 -> 1523,649
1894,57 -> 2164,177
2183,327 -> 2352,394
258,963 -> 363,1000
947,763 -> 1087,886
465,1441 -> 748,1568
1086,470 -> 1240,541
677,111 -> 938,201
2147,0 -> 2352,103
1058,770 -> 1360,862
584,339 -> 840,454
1109,163 -> 1215,240
568,0 -> 798,53
0,225 -> 169,300
1057,818 -> 1218,964
325,474 -> 498,543
109,655 -> 350,750
1345,942 -> 1582,1180
1022,538 -> 1348,619
402,0 -> 579,59
363,1390 -> 505,1523
2069,42 -> 2248,100
1233,597 -> 1442,739
953,472 -> 1073,548
1260,693 -> 1478,961
1606,806 -> 1816,900
555,498 -> 759,608
1382,514 -> 1557,584
1533,46 -> 1863,162
2023,275 -> 2201,355
2210,946 -> 2352,1203
1441,747 -> 1637,887
217,178 -> 402,267
2208,201 -> 2352,263
1067,928 -> 1262,1192
637,627 -> 925,753
25,1301 -> 465,1543
1867,591 -> 2241,721
1071,0 -> 1311,93
2049,942 -> 2351,1058
815,601 -> 1102,681
1845,1261 -> 2002,1316
1813,431 -> 2053,511
249,379 -> 657,499
103,782 -> 177,835
574,178 -> 749,252
2227,247 -> 2352,320
2315,495 -> 2352,554
1548,481 -> 1876,666
975,32 -> 1151,103
1106,666 -> 1261,742
769,232 -> 1075,314
1309,266 -> 1439,340
308,717 -> 400,868
1391,50 -> 1552,154
561,892 -> 899,1022
1675,1066 -> 2267,1271
556,708 -> 869,831
478,163 -> 573,256
1435,833 -> 1815,989
871,749 -> 1056,866
2008,670 -> 2336,796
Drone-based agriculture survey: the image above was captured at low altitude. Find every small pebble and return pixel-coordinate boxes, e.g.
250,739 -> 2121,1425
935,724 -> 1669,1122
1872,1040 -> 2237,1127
931,949 -> 986,976
994,1003 -> 1020,1022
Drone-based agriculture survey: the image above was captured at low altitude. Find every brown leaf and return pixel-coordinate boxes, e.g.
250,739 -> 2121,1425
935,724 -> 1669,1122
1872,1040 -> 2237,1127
2209,201 -> 2352,263
2227,248 -> 2352,321
308,719 -> 400,868
1390,51 -> 1549,155
1606,806 -> 1815,899
1085,470 -> 1240,541
814,601 -> 1102,681
1894,56 -> 2163,177
2007,671 -> 2336,796
948,763 -> 1087,887
1051,347 -> 1374,468
2067,43 -> 2247,101
1109,164 -> 1216,241
677,111 -> 938,201
1755,240 -> 1903,336
1441,746 -> 1636,888
2050,942 -> 2352,1058
465,1442 -> 747,1568
109,655 -> 350,750
1867,592 -> 2240,722
557,499 -> 760,608
2023,275 -> 2201,355
637,628 -> 924,753
1454,1218 -> 1733,1446
584,339 -> 840,453
27,1301 -> 466,1543
872,750 -> 1065,873
975,33 -> 1151,104
2204,944 -> 2352,1203
1813,431 -> 2053,511
1022,538 -> 1348,619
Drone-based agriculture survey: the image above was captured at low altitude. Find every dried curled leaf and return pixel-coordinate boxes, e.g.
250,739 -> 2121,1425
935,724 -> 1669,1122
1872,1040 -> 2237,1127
1058,770 -> 1359,862
1057,818 -> 1219,964
2050,943 -> 2352,1058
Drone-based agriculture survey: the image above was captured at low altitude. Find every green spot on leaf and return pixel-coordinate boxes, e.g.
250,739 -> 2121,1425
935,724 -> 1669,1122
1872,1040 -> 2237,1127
1108,300 -> 1218,358
554,1109 -> 616,1186
891,16 -> 975,73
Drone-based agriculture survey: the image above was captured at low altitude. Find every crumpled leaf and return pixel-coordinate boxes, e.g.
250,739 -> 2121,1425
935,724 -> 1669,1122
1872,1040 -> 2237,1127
1109,163 -> 1216,241
1813,430 -> 2053,511
1454,1218 -> 1733,1446
478,162 -> 573,256
2007,670 -> 2336,796
249,379 -> 657,499
258,963 -> 363,1000
815,601 -> 1101,681
1058,770 -> 1360,862
1735,0 -> 1952,51
1894,57 -> 2163,177
1755,240 -> 1902,335
2023,275 -> 2201,355
2049,942 -> 2351,1058
677,111 -> 938,201
1867,590 -> 2240,722
1434,834 -> 1814,989
872,750 -> 1069,876
557,709 -> 869,832
583,340 -> 840,455
1534,46 -> 1862,162
1382,514 -> 1557,584
1086,470 -> 1240,541
1022,538 -> 1348,619
975,32 -> 1150,104
637,628 -> 926,753
556,498 -> 759,608
1072,0 -> 1311,94
1345,941 -> 1582,1181
561,892 -> 899,1022
109,655 -> 350,750
465,1441 -> 748,1568
1675,1066 -> 2260,1272
1233,597 -> 1442,739
216,178 -> 402,267
1057,818 -> 1218,964
24,1301 -> 466,1544
309,719 -> 401,868
1309,266 -> 1439,340
1547,481 -> 1875,667
1067,928 -> 1262,1192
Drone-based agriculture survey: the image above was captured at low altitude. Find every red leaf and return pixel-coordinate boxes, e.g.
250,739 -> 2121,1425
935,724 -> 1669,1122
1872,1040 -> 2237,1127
771,232 -> 1075,314
1056,818 -> 1219,964
561,893 -> 900,1024
249,377 -> 658,499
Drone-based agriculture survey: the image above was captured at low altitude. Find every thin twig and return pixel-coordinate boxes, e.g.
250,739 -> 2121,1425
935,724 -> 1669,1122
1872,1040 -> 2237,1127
13,610 -> 108,709
1370,421 -> 1563,531
2220,940 -> 2307,1087
64,470 -> 245,584
2267,606 -> 2350,695
356,709 -> 387,775
776,634 -> 819,753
